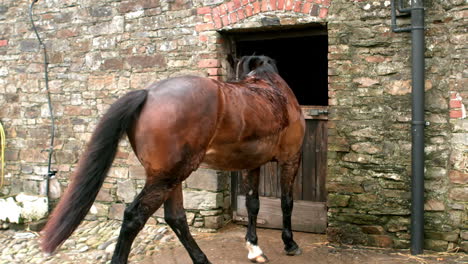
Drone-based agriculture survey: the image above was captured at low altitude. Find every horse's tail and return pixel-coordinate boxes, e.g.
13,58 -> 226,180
41,89 -> 148,254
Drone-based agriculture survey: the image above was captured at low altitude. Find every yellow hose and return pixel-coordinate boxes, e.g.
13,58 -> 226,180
0,121 -> 5,188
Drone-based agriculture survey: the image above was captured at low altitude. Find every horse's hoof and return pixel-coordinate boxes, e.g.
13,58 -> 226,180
285,247 -> 302,256
249,254 -> 269,263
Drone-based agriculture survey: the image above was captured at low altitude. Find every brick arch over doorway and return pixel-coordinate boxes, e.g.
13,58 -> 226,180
195,0 -> 330,80
196,0 -> 330,31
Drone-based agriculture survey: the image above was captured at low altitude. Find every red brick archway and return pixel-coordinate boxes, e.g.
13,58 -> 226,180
195,0 -> 331,80
196,0 -> 330,31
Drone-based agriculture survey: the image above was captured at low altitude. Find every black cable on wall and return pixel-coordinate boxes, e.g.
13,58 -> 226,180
29,0 -> 57,208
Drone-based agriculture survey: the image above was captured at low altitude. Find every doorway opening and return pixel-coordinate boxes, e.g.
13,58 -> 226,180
222,26 -> 328,106
221,25 -> 329,233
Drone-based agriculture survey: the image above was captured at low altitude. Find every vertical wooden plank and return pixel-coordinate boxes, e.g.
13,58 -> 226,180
302,120 -> 317,201
263,163 -> 270,197
302,123 -> 311,201
231,171 -> 238,211
237,171 -> 243,195
233,171 -> 240,197
263,162 -> 278,198
259,166 -> 266,196
265,162 -> 272,197
311,120 -> 318,201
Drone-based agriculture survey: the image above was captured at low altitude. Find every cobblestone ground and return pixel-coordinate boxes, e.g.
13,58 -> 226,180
1,221 -> 467,264
0,220 -> 179,264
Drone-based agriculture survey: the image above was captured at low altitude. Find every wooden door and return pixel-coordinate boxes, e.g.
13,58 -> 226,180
232,106 -> 328,233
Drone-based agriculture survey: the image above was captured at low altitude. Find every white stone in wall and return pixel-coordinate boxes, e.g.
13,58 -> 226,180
117,179 -> 136,203
125,10 -> 145,19
0,197 -> 22,223
39,178 -> 62,199
109,16 -> 125,34
183,190 -> 223,210
49,178 -> 62,199
16,193 -> 48,222
0,67 -> 8,77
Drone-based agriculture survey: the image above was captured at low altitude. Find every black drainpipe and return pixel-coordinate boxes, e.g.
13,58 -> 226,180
391,0 -> 426,255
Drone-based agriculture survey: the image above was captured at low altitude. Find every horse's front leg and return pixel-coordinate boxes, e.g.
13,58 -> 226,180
280,152 -> 302,256
242,168 -> 268,263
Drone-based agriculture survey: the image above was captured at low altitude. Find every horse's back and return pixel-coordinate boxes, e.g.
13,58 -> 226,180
202,78 -> 305,170
129,75 -> 304,173
129,76 -> 221,173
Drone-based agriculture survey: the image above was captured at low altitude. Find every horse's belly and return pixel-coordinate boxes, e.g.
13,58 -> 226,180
201,141 -> 277,171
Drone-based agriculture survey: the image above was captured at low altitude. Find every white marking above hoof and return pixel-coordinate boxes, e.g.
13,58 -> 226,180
246,242 -> 268,263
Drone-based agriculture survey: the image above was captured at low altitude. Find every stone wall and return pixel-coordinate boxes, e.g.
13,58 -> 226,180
325,0 -> 467,252
0,0 -> 466,251
0,0 -> 232,230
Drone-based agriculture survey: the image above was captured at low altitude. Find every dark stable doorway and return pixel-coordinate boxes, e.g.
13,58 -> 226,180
234,33 -> 328,106
225,27 -> 329,233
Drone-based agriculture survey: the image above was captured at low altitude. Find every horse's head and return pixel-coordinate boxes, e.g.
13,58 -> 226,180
236,56 -> 279,81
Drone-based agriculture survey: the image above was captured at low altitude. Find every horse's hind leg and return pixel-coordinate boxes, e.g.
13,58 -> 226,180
280,152 -> 302,256
111,177 -> 171,264
242,168 -> 268,263
164,183 -> 211,264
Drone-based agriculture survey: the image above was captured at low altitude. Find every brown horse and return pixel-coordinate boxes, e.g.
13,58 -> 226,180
41,55 -> 305,264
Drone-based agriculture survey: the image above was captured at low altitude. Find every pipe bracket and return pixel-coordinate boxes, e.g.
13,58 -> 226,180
411,121 -> 429,126
392,26 -> 412,33
48,170 -> 57,178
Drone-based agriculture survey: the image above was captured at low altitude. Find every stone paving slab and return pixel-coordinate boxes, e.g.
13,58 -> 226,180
0,221 -> 466,264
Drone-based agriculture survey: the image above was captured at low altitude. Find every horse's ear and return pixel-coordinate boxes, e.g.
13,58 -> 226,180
267,58 -> 279,73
